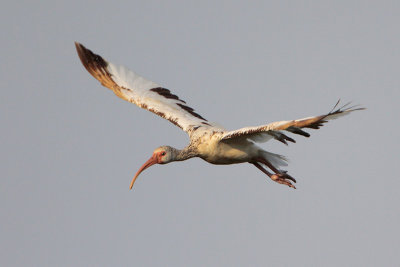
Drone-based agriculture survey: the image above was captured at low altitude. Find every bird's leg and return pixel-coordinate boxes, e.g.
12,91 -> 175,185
252,159 -> 296,189
259,158 -> 297,183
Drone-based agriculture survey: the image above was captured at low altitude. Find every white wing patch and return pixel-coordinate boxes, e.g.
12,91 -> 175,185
107,63 -> 160,93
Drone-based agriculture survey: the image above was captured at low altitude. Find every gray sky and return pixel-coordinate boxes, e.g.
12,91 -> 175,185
1,1 -> 399,266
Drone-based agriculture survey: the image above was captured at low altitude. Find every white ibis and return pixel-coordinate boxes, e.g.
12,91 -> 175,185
75,42 -> 364,190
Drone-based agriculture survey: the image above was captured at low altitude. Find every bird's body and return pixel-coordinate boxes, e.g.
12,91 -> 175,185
183,132 -> 260,165
75,42 -> 364,189
199,139 -> 257,165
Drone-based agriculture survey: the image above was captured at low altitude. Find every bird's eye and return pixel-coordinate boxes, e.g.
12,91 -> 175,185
161,152 -> 166,156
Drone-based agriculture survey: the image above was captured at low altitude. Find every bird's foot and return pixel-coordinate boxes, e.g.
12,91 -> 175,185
270,172 -> 297,189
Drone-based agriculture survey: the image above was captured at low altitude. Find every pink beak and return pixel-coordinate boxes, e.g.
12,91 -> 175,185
130,154 -> 158,190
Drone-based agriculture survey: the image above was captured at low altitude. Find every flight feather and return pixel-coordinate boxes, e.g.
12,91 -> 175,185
75,42 -> 211,133
220,101 -> 365,144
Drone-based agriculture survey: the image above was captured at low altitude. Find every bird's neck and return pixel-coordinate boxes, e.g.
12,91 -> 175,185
174,146 -> 198,161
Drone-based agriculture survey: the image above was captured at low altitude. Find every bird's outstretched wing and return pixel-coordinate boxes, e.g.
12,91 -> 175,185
75,42 -> 213,134
221,101 -> 365,144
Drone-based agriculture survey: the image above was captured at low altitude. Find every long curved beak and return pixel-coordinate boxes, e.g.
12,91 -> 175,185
130,155 -> 158,190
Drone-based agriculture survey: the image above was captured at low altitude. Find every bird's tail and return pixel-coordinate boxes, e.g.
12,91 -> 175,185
260,151 -> 288,169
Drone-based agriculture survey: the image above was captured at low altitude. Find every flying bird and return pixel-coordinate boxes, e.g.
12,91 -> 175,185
75,42 -> 364,190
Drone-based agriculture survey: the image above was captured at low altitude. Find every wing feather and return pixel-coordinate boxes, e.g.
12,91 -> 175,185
75,42 -> 211,133
221,101 -> 365,144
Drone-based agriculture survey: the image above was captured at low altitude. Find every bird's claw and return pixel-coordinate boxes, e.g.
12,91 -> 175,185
270,173 -> 297,189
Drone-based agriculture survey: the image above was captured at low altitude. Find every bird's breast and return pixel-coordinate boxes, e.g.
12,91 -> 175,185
195,134 -> 258,165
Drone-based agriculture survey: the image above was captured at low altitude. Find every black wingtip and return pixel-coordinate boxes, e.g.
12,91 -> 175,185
74,42 -> 87,62
330,99 -> 366,113
75,41 -> 91,69
74,42 -> 109,77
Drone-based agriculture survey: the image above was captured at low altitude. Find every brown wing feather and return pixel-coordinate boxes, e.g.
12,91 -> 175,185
75,42 -> 211,132
75,42 -> 131,102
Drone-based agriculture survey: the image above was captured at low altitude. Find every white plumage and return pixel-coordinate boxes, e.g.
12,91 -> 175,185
75,42 -> 364,190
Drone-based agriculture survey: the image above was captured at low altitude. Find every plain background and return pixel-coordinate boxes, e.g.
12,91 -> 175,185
1,1 -> 399,266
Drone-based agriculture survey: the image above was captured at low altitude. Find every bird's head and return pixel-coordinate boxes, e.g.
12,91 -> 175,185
129,146 -> 177,189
